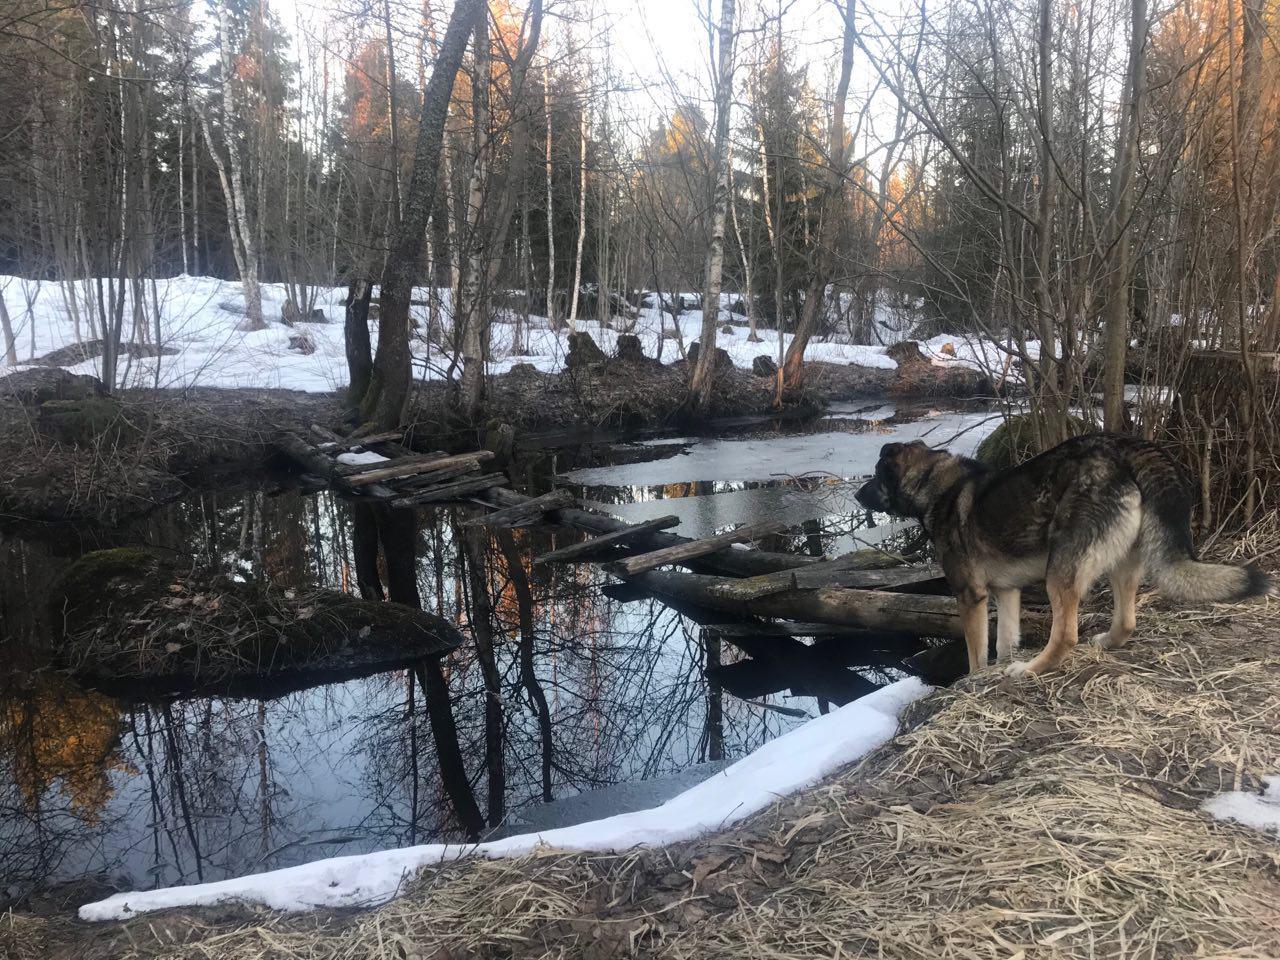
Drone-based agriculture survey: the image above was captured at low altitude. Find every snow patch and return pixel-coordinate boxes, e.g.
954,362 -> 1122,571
78,676 -> 930,920
1203,776 -> 1280,834
336,450 -> 390,466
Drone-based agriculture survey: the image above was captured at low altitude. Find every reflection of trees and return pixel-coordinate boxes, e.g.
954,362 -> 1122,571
350,503 -> 484,839
4,452 -> 929,893
0,675 -> 129,895
1,675 -> 126,821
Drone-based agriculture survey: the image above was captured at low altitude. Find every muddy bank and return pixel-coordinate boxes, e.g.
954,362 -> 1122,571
49,548 -> 462,698
0,345 -> 989,525
0,371 -> 343,525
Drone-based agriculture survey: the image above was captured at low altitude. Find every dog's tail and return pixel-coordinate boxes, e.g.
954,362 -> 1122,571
1128,445 -> 1273,602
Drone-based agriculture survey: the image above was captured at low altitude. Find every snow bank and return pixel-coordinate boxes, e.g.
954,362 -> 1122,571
79,676 -> 930,920
0,274 -> 1026,393
1202,776 -> 1280,834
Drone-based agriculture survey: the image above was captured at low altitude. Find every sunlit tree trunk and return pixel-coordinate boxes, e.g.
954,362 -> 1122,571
779,0 -> 855,399
1101,0 -> 1147,432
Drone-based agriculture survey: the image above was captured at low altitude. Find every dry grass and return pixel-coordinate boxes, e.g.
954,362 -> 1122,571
8,588 -> 1280,959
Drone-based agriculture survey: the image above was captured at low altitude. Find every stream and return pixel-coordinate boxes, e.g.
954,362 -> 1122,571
0,399 -> 1001,909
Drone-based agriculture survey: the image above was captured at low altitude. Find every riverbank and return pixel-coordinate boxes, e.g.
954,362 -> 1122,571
9,558 -> 1278,958
0,346 -> 981,525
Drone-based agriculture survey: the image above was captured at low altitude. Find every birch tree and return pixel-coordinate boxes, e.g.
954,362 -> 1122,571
689,0 -> 736,410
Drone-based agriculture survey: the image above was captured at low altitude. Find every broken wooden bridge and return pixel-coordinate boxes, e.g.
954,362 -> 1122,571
275,428 -> 999,686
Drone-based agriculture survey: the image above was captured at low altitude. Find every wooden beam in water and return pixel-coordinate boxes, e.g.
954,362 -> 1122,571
391,473 -> 508,506
345,454 -> 467,487
481,487 -> 840,577
337,451 -> 445,476
709,559 -> 945,602
533,515 -> 682,564
604,520 -> 789,577
463,489 -> 576,529
631,568 -> 965,638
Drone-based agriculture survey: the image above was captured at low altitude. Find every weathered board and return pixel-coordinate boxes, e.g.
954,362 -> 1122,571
604,520 -> 789,577
463,489 -> 576,529
533,515 -> 683,564
708,559 -> 945,602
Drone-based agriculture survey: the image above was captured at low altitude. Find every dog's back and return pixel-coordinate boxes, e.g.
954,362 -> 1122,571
970,434 -> 1270,601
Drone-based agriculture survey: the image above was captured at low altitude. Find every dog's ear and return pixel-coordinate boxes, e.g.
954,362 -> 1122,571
879,442 -> 903,460
907,439 -> 928,450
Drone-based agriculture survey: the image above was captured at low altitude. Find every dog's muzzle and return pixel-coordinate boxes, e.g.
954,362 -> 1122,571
855,478 -> 888,512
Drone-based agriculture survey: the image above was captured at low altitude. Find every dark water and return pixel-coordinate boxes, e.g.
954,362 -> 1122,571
0,400 -> 998,906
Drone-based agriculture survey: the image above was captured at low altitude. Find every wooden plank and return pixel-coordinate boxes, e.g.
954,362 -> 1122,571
533,515 -> 682,565
343,456 -> 454,487
708,558 -> 943,602
390,473 -> 508,507
605,520 -> 789,577
462,489 -> 575,529
396,459 -> 486,491
337,452 -> 447,478
482,487 -> 849,577
345,451 -> 489,487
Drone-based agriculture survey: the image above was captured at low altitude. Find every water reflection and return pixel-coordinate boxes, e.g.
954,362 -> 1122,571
1,403 -> 991,906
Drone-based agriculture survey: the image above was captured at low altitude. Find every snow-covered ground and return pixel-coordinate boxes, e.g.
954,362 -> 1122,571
1203,777 -> 1280,835
78,676 -> 930,920
0,275 -> 1020,392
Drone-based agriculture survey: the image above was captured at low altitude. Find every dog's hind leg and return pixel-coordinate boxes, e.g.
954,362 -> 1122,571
1092,550 -> 1143,650
1007,576 -> 1080,677
959,587 -> 989,674
994,588 -> 1021,661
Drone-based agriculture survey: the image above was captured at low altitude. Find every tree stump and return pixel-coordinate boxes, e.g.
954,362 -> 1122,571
615,334 -> 647,363
688,341 -> 733,371
886,340 -> 991,397
566,331 -> 607,368
752,355 -> 778,378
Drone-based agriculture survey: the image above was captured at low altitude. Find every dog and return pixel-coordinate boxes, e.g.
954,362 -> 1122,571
855,433 -> 1272,676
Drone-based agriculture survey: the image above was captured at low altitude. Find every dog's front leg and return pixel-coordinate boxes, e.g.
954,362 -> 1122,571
994,588 -> 1021,660
958,588 -> 989,674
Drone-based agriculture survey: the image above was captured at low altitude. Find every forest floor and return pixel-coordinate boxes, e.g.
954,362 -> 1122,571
9,546 -> 1279,959
0,355 -> 902,525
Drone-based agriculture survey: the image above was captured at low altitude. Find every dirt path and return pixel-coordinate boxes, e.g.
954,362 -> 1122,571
9,585 -> 1279,959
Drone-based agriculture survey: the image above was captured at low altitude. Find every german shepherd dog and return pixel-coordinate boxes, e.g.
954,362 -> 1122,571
855,433 -> 1272,677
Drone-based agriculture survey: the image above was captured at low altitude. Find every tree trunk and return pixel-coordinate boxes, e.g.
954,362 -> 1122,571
1100,0 -> 1147,432
364,0 -> 485,429
213,0 -> 263,330
544,62 -> 557,328
344,280 -> 374,407
689,0 -> 736,410
780,1 -> 855,397
458,14 -> 493,420
568,98 -> 588,331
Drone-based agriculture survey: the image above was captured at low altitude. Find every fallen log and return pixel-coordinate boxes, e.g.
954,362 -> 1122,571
392,473 -> 508,506
338,451 -> 447,476
709,559 -> 945,602
633,569 -> 965,638
480,487 -> 907,577
344,454 -> 457,487
275,433 -> 397,498
396,458 -> 489,491
463,489 -> 575,528
533,515 -> 682,564
605,521 -> 789,577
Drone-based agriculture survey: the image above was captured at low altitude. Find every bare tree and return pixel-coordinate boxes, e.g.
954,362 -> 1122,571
689,0 -> 737,409
362,0 -> 486,429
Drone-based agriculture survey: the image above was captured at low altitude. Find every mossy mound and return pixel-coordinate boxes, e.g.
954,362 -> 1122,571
38,396 -> 138,446
50,549 -> 462,690
975,413 -> 1088,469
